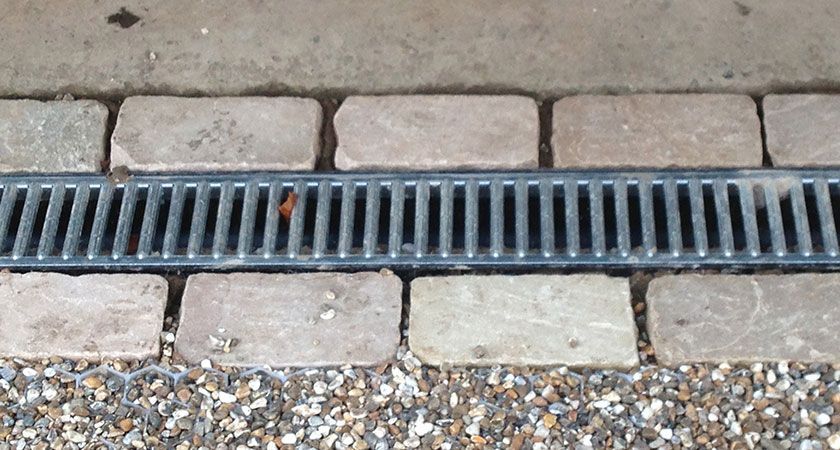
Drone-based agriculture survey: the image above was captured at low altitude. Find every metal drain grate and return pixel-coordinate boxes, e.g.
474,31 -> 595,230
0,170 -> 838,270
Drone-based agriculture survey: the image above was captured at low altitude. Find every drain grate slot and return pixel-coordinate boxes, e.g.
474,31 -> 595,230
1,171 -> 839,269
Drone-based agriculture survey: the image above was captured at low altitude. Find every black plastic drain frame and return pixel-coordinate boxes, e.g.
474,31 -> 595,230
0,170 -> 838,270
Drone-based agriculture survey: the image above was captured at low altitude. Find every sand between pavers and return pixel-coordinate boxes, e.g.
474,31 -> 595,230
174,272 -> 403,368
409,274 -> 639,369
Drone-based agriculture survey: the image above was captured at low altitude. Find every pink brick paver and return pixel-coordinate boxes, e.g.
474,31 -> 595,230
409,274 -> 638,368
111,96 -> 322,172
175,272 -> 403,367
647,273 -> 840,365
552,94 -> 762,168
0,99 -> 108,173
0,273 -> 168,361
334,95 -> 539,170
764,94 -> 840,167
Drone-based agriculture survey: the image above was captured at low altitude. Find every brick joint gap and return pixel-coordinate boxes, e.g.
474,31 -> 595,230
754,96 -> 774,168
316,98 -> 341,171
538,99 -> 554,168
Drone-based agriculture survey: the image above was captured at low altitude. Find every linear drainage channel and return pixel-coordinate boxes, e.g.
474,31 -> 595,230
0,170 -> 838,270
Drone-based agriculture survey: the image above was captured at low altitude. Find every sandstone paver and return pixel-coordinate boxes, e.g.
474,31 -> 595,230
0,272 -> 167,361
764,94 -> 840,167
409,275 -> 638,368
647,273 -> 840,365
0,100 -> 108,173
110,96 -> 322,172
334,95 -> 539,170
552,94 -> 762,168
175,272 -> 403,367
2,1 -> 839,97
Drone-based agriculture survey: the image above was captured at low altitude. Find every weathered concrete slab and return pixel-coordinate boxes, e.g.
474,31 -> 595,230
409,275 -> 638,368
0,273 -> 167,361
647,274 -> 840,365
334,96 -> 538,170
0,100 -> 107,173
552,94 -> 762,168
2,1 -> 839,97
175,272 -> 403,367
764,95 -> 840,167
110,96 -> 321,172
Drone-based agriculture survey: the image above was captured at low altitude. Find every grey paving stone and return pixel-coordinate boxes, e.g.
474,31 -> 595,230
552,94 -> 762,168
2,1 -> 839,97
111,96 -> 322,172
0,273 -> 167,361
764,95 -> 840,167
0,100 -> 107,173
175,272 -> 403,367
334,95 -> 539,170
409,275 -> 638,368
647,274 -> 840,365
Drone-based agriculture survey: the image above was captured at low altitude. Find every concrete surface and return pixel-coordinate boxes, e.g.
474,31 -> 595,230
1,1 -> 839,97
552,95 -> 763,168
647,274 -> 840,365
409,275 -> 638,368
0,272 -> 167,361
764,94 -> 840,167
110,96 -> 321,172
175,272 -> 403,367
334,96 -> 538,170
0,100 -> 107,173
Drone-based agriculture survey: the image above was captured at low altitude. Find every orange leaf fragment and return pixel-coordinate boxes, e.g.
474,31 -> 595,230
278,192 -> 298,222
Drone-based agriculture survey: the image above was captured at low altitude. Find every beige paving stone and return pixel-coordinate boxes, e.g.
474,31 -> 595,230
409,274 -> 638,368
0,100 -> 108,173
334,95 -> 539,170
764,94 -> 840,167
2,2 -> 840,97
647,273 -> 840,365
111,96 -> 322,172
552,94 -> 762,168
0,273 -> 168,361
175,272 -> 403,367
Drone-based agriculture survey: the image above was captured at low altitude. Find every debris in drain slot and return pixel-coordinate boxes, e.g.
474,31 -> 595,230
106,165 -> 132,184
278,192 -> 298,223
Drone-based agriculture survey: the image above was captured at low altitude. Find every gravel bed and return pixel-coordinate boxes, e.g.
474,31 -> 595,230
1,316 -> 838,449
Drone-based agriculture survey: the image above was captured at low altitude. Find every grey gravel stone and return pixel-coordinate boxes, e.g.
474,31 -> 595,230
0,100 -> 107,173
552,94 -> 762,168
175,272 -> 403,367
334,96 -> 539,170
2,2 -> 840,97
764,94 -> 840,167
409,274 -> 638,368
111,96 -> 322,172
0,273 -> 167,360
647,273 -> 840,365
5,351 -> 835,449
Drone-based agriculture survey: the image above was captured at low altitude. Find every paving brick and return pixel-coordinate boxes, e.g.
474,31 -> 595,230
334,96 -> 539,170
764,95 -> 840,167
409,275 -> 638,368
111,96 -> 322,172
0,100 -> 107,173
175,272 -> 403,367
0,273 -> 167,361
552,94 -> 762,168
647,274 -> 840,365
3,2 -> 840,97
